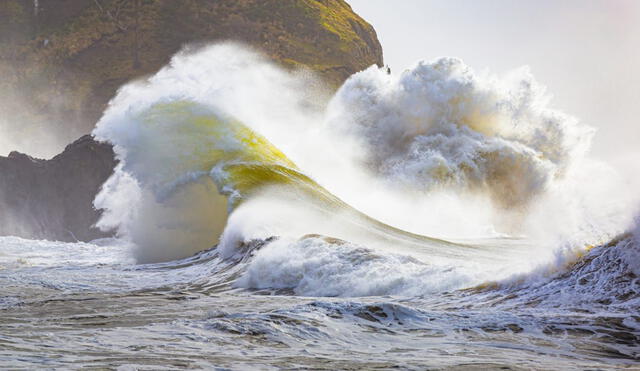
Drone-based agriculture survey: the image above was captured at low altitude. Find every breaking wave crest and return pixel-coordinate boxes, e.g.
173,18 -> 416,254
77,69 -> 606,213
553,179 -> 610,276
91,43 -> 638,303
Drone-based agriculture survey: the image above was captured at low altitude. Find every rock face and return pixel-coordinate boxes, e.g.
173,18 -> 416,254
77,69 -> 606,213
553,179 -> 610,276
0,136 -> 117,241
0,0 -> 383,242
0,0 -> 383,146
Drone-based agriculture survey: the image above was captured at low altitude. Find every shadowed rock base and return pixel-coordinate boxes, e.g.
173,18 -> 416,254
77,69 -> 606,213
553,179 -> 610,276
0,135 -> 116,242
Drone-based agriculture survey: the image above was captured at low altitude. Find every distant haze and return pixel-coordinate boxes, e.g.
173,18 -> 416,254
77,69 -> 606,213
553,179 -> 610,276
349,0 -> 640,160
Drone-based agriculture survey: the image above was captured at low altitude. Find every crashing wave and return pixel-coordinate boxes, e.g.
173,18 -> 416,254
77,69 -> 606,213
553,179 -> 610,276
327,58 -> 593,208
90,43 -> 638,315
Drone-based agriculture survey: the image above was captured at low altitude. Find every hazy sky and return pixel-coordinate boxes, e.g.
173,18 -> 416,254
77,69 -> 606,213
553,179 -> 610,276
349,0 -> 640,159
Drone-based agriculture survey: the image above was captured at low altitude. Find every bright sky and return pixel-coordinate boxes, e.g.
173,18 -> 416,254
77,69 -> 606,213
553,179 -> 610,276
348,0 -> 640,159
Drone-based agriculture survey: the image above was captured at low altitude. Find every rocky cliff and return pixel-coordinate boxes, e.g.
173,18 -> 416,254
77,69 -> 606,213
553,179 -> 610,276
0,136 -> 117,241
0,0 -> 383,242
0,0 -> 383,149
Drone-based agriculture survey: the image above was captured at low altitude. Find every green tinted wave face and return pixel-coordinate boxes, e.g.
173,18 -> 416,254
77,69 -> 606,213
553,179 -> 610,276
128,100 -> 298,195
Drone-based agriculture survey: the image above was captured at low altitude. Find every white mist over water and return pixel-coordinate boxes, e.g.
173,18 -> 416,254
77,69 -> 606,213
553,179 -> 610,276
323,58 -> 638,246
92,43 -> 638,293
0,97 -> 69,159
327,58 -> 591,208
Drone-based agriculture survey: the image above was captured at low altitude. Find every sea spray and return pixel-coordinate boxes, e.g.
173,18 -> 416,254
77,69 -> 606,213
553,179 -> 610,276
93,43 -> 638,281
326,58 -> 592,208
324,58 -> 638,243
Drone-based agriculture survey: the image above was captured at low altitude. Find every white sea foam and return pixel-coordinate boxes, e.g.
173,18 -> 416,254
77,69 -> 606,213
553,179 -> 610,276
91,43 -> 638,301
235,235 -> 472,297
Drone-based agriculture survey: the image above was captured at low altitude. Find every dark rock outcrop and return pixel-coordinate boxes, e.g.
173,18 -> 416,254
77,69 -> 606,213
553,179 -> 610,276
0,135 -> 117,241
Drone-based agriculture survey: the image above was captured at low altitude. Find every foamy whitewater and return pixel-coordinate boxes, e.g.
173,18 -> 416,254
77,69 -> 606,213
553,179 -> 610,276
1,44 -> 638,369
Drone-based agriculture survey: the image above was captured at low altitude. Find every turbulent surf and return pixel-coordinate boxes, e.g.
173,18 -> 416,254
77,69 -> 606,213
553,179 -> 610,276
1,44 -> 638,369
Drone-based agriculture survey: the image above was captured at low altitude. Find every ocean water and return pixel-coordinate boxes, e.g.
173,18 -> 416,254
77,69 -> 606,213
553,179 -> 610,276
0,235 -> 637,370
1,43 -> 639,369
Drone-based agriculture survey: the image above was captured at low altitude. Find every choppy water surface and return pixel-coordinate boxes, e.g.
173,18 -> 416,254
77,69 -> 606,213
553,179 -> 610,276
3,43 -> 640,370
1,236 -> 638,370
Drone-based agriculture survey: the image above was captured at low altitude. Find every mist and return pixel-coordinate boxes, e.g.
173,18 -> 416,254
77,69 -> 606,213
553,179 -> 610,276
0,79 -> 75,159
